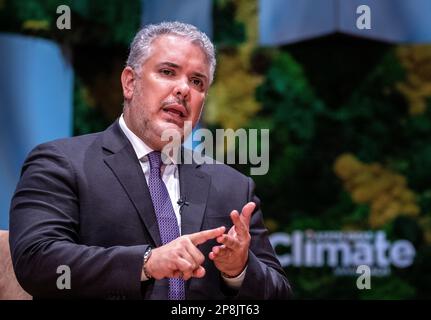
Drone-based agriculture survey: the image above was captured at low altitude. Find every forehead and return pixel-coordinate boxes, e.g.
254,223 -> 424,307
144,35 -> 209,72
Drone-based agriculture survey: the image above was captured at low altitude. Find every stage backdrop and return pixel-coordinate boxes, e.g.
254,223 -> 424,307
259,0 -> 431,45
1,0 -> 431,299
0,34 -> 73,229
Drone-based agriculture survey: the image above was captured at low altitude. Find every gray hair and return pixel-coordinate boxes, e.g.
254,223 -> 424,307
126,21 -> 216,84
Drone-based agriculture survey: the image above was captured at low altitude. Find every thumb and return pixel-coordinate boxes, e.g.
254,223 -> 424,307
241,202 -> 256,225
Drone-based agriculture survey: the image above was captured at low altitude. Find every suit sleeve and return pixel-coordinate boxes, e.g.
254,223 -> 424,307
9,143 -> 147,299
234,178 -> 293,299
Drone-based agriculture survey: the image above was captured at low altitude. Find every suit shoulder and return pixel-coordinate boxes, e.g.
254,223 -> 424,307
200,161 -> 251,184
32,131 -> 103,155
182,149 -> 250,184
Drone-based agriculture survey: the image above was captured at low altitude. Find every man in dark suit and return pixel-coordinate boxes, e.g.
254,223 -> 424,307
9,21 -> 292,299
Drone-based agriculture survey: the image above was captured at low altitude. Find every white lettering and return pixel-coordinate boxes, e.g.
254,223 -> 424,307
356,265 -> 371,289
356,4 -> 371,30
390,240 -> 415,268
56,5 -> 71,30
56,265 -> 71,290
269,230 -> 416,277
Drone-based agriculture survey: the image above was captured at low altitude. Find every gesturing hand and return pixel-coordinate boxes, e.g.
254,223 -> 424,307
209,202 -> 256,277
144,226 -> 225,280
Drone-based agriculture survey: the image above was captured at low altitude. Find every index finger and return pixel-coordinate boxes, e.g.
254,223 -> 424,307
187,226 -> 226,245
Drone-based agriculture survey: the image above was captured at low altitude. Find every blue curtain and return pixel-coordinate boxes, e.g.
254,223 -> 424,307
141,0 -> 213,38
259,0 -> 336,46
339,0 -> 431,43
259,0 -> 431,45
0,34 -> 73,229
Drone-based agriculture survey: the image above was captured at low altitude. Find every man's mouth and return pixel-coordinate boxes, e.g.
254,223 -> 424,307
162,104 -> 188,118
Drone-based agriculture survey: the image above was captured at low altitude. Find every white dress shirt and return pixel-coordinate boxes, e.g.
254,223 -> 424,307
119,115 -> 181,228
119,114 -> 246,289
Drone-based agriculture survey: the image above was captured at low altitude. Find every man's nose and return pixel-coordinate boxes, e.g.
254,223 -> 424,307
173,78 -> 190,100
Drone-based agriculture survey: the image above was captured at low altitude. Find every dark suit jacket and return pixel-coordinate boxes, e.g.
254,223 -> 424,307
9,120 -> 292,299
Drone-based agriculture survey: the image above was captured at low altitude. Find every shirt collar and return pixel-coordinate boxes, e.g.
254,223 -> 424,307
119,114 -> 175,165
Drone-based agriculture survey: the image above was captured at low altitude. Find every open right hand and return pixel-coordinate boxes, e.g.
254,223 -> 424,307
144,226 -> 225,281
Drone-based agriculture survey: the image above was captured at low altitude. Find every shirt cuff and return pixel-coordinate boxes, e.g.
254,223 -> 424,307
141,269 -> 150,281
221,266 -> 248,290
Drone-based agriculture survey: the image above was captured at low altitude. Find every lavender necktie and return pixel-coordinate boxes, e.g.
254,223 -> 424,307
147,151 -> 185,300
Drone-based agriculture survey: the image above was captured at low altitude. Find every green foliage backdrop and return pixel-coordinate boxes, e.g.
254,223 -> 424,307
208,0 -> 431,299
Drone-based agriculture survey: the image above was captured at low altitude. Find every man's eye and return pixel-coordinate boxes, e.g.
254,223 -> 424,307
160,69 -> 174,76
191,78 -> 203,87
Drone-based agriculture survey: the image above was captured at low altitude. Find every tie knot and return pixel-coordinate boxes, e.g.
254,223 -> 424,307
147,151 -> 162,170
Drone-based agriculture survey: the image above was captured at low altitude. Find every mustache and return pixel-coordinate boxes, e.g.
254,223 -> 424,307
162,99 -> 189,112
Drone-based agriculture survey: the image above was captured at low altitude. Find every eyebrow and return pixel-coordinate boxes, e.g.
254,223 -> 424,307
158,61 -> 180,69
191,71 -> 208,82
157,62 -> 208,82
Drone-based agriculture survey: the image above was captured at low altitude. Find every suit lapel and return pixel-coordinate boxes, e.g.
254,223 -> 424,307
102,121 -> 162,247
101,121 -> 211,244
178,162 -> 211,236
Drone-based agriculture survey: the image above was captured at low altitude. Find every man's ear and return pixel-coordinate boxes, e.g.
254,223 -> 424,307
121,66 -> 136,100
